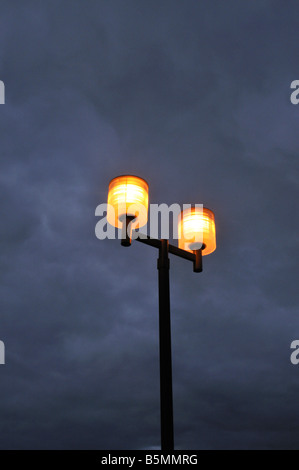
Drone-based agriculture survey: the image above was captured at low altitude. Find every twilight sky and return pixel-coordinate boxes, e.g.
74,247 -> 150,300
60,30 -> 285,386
0,0 -> 298,450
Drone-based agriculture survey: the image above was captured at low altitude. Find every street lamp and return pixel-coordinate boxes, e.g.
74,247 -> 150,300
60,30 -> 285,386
107,175 -> 149,246
178,206 -> 216,255
107,175 -> 216,451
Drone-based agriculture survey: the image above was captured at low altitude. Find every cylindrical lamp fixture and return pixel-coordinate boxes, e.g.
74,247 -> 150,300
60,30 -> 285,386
178,207 -> 216,255
107,175 -> 149,229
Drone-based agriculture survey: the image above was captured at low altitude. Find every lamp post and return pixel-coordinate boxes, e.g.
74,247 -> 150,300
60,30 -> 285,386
107,175 -> 216,451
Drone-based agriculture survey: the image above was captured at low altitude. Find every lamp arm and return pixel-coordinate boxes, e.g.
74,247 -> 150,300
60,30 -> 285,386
135,233 -> 203,273
120,216 -> 203,273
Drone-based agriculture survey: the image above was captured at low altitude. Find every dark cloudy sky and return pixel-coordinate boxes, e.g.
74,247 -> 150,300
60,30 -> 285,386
0,0 -> 298,450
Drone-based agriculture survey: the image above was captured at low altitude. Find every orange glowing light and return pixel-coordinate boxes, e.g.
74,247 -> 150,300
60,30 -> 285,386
107,175 -> 149,229
178,207 -> 216,255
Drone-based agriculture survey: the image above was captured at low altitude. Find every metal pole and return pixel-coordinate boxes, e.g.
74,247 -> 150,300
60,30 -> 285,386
121,215 -> 134,247
157,239 -> 174,451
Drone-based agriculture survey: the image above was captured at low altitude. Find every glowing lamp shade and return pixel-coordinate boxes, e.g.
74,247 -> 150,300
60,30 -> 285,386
107,175 -> 149,229
178,207 -> 216,255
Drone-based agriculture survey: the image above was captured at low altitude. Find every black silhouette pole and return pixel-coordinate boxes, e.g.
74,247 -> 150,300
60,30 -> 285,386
121,219 -> 203,451
157,239 -> 174,451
